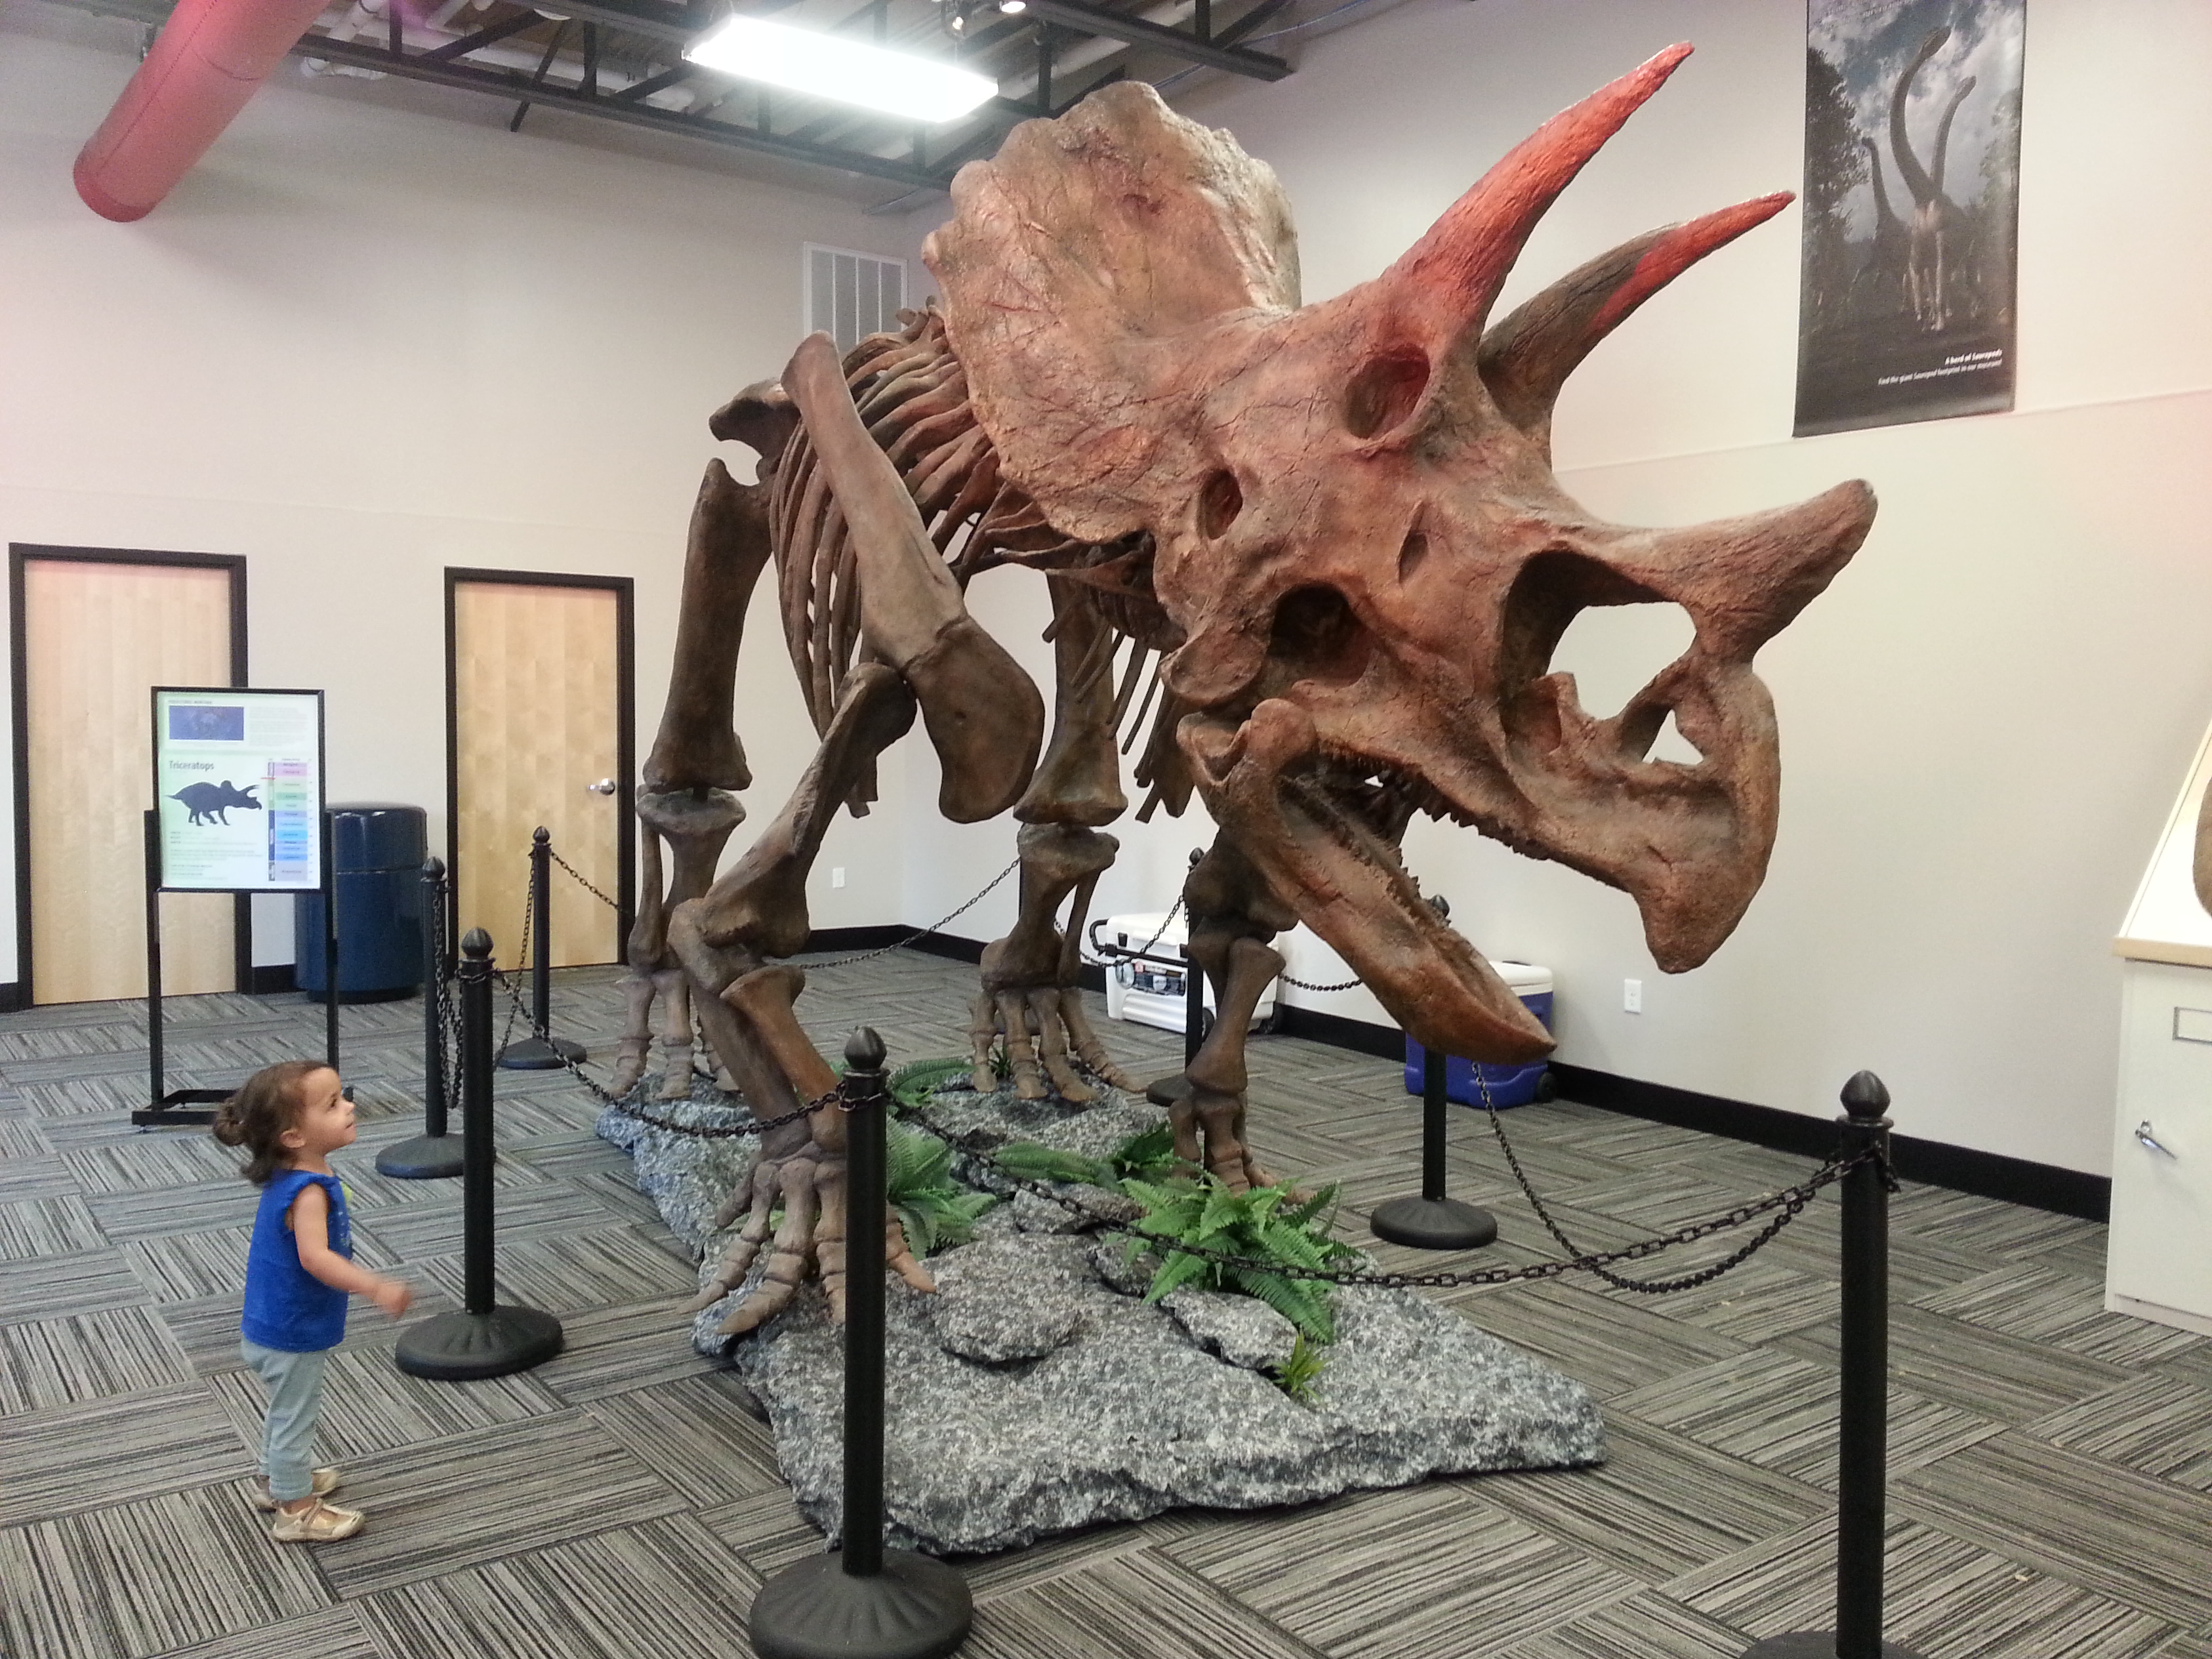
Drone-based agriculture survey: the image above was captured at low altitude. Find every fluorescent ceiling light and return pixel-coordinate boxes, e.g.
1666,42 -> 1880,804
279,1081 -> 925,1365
685,16 -> 998,123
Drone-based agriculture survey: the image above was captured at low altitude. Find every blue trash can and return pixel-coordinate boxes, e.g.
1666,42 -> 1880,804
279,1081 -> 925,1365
295,804 -> 427,1005
1404,962 -> 1554,1107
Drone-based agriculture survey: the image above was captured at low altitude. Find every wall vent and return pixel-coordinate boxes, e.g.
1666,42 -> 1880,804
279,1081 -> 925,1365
804,245 -> 907,354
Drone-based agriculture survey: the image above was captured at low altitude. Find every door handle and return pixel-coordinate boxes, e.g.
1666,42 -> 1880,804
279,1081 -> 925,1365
586,779 -> 618,796
2135,1121 -> 2179,1159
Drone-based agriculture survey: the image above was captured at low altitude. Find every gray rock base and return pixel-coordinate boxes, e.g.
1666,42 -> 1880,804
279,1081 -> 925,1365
600,1076 -> 1605,1556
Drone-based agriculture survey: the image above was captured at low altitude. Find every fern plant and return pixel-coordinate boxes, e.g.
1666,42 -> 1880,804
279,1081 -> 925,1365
886,1056 -> 972,1111
1121,1175 -> 1358,1345
994,1121 -> 1185,1189
886,1124 -> 996,1255
1272,1331 -> 1328,1403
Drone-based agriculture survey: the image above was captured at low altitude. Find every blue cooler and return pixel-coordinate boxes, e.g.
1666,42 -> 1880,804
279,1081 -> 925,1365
1404,962 -> 1554,1107
295,804 -> 428,1004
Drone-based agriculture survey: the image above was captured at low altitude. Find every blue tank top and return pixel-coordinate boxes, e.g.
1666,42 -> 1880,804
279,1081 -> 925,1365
240,1169 -> 350,1352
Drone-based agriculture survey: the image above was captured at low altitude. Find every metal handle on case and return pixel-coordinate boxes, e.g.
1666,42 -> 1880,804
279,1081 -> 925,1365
585,779 -> 617,796
2135,1122 -> 2178,1158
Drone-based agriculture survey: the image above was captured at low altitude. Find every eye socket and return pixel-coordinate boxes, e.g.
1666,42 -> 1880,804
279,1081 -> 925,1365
1343,349 -> 1430,439
1268,585 -> 1371,687
1198,470 -> 1243,538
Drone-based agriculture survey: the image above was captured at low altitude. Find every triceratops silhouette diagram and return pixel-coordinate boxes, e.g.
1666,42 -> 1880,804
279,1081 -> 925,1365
617,46 -> 1877,1337
169,780 -> 262,825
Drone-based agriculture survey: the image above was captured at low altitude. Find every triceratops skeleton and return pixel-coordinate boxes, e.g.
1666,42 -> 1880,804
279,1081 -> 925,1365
615,44 -> 1877,1336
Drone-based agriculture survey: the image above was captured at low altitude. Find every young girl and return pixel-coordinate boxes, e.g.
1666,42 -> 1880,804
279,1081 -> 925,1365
213,1061 -> 413,1542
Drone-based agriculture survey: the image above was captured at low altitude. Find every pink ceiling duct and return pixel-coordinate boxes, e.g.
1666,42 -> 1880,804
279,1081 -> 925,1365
74,0 -> 336,221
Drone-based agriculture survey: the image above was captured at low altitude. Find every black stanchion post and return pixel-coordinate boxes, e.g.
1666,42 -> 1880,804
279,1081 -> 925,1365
498,827 -> 586,1070
146,807 -> 164,1112
1370,897 -> 1496,1251
396,929 -> 564,1381
322,808 -> 340,1071
750,1029 -> 972,1659
1147,848 -> 1210,1111
1740,1072 -> 1923,1659
376,858 -> 464,1179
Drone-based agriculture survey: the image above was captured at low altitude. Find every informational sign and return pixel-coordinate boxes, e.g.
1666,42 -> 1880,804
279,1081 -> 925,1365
1795,0 -> 2025,435
152,688 -> 325,892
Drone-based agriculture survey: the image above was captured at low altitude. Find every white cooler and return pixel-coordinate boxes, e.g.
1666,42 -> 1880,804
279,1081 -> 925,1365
1096,909 -> 1278,1035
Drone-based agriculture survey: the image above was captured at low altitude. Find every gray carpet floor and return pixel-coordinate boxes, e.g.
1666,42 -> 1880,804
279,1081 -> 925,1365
1,951 -> 2207,1659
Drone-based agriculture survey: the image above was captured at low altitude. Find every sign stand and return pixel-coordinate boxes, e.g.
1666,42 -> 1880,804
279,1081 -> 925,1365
134,688 -> 329,1129
135,807 -> 342,1128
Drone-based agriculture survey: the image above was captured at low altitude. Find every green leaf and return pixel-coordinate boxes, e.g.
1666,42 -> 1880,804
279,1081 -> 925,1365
994,1142 -> 1113,1187
1228,1264 -> 1334,1344
888,1056 -> 973,1109
1143,1249 -> 1211,1303
1107,1123 -> 1179,1181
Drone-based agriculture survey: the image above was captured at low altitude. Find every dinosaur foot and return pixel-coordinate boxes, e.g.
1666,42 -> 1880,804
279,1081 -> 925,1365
968,985 -> 1134,1102
1166,1084 -> 1275,1195
689,1138 -> 935,1336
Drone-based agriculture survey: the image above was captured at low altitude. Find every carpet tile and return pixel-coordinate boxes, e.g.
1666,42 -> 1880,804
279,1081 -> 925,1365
352,1513 -> 759,1659
0,1303 -> 197,1416
310,1410 -> 691,1599
0,1381 -> 252,1526
0,958 -> 2207,1658
0,1483 -> 333,1659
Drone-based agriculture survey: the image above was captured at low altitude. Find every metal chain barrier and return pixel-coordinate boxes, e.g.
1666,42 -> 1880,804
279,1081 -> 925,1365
897,1091 -> 1873,1293
546,835 -> 1021,973
520,831 -> 1856,1294
547,844 -> 621,913
1082,897 -> 1184,968
1280,970 -> 1363,993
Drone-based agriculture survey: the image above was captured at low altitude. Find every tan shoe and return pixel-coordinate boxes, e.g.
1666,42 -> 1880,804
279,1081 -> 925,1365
270,1498 -> 365,1542
249,1468 -> 342,1511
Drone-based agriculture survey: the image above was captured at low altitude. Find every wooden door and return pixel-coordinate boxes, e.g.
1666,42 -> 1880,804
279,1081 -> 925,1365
448,573 -> 632,971
12,549 -> 243,1003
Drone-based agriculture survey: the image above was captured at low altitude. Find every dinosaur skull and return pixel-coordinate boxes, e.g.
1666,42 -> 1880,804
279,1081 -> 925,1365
927,49 -> 1875,1063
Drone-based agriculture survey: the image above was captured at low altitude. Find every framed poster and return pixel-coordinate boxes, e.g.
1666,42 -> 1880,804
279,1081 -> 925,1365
152,688 -> 325,892
1795,0 -> 2025,436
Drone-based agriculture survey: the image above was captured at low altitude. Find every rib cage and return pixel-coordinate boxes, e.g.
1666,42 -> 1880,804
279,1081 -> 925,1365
766,305 -> 1192,818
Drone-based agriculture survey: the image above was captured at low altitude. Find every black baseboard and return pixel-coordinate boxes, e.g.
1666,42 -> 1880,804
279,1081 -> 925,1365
779,935 -> 2113,1223
0,981 -> 22,1013
1271,1005 -> 1403,1060
249,965 -> 296,996
802,925 -> 914,956
1549,1062 -> 2109,1223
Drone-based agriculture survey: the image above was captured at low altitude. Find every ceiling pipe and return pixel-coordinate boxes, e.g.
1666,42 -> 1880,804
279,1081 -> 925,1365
73,0 -> 342,220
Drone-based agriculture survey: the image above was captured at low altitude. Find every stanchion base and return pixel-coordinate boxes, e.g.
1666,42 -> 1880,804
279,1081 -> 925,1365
496,1036 -> 587,1070
395,1306 -> 563,1380
751,1550 -> 972,1659
374,1134 -> 464,1180
1740,1633 -> 1925,1658
1370,1195 -> 1498,1250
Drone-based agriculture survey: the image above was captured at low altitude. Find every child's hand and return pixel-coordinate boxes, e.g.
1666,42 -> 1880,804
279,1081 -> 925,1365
368,1277 -> 413,1319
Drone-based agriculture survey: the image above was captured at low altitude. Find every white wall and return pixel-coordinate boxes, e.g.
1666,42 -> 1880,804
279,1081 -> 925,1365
0,3 -> 915,975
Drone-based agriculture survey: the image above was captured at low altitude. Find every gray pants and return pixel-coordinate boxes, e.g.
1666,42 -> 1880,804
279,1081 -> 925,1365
241,1337 -> 330,1501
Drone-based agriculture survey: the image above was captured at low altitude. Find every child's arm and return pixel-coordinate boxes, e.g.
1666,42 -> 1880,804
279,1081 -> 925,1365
289,1183 -> 412,1317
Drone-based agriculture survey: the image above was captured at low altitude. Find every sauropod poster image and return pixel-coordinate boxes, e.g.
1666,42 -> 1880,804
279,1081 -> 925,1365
152,688 -> 324,891
1795,0 -> 2024,436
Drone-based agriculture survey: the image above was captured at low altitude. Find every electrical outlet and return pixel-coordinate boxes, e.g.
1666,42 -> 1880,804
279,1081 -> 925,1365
1622,978 -> 1643,1014
831,867 -> 846,889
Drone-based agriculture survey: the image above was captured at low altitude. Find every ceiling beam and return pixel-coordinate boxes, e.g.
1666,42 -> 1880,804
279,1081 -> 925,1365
1015,0 -> 1287,79
298,31 -> 950,189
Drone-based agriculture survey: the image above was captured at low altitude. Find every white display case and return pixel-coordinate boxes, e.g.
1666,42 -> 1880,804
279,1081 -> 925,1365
1095,910 -> 1277,1036
2108,714 -> 2212,1336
